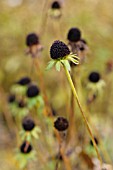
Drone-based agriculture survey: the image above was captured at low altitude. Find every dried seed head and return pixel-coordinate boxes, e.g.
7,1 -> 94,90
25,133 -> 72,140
22,117 -> 35,131
26,33 -> 39,47
51,1 -> 61,9
89,72 -> 100,83
50,40 -> 70,59
67,28 -> 81,42
17,77 -> 31,86
20,141 -> 32,154
18,100 -> 26,108
8,94 -> 15,103
90,137 -> 99,146
26,85 -> 40,98
54,117 -> 69,131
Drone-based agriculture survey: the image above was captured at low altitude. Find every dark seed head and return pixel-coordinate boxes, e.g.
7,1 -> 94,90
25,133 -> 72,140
50,40 -> 70,59
88,72 -> 100,83
18,100 -> 26,108
22,117 -> 35,131
8,94 -> 15,103
26,85 -> 40,98
67,28 -> 81,42
51,1 -> 61,9
54,117 -> 69,131
17,77 -> 31,86
20,141 -> 32,154
26,33 -> 39,47
90,137 -> 99,146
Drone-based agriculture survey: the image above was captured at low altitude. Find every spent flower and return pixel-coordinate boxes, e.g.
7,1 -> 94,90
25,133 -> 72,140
54,117 -> 69,131
47,40 -> 79,71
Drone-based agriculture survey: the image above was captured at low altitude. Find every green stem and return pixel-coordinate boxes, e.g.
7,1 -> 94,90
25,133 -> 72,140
63,64 -> 102,165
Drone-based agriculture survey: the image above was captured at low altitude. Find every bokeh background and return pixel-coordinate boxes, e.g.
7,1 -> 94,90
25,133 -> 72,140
0,0 -> 113,169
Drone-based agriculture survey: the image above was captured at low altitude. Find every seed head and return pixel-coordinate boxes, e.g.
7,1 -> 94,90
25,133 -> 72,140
50,40 -> 70,59
26,33 -> 39,47
67,28 -> 81,42
26,85 -> 40,98
54,117 -> 69,131
18,100 -> 26,108
89,72 -> 100,83
17,77 -> 31,86
20,141 -> 32,154
8,94 -> 15,103
22,117 -> 35,131
51,1 -> 61,9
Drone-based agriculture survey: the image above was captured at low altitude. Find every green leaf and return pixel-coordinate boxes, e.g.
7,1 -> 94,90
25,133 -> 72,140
62,60 -> 71,71
55,61 -> 61,71
35,126 -> 41,133
46,60 -> 55,70
31,130 -> 39,139
20,158 -> 27,169
69,58 -> 79,65
36,96 -> 44,107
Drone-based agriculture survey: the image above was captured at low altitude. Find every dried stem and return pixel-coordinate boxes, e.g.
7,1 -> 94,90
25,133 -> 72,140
33,58 -> 52,117
55,131 -> 72,170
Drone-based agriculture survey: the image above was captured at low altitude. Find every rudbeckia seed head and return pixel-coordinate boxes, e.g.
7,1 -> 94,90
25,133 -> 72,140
67,28 -> 81,42
8,94 -> 15,103
20,141 -> 32,154
50,40 -> 70,59
26,33 -> 39,47
51,1 -> 61,9
26,85 -> 40,98
89,72 -> 100,83
18,100 -> 26,108
17,77 -> 31,86
54,117 -> 69,131
22,117 -> 35,131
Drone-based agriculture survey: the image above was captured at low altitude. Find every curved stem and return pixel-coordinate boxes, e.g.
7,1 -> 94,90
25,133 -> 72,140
63,64 -> 102,165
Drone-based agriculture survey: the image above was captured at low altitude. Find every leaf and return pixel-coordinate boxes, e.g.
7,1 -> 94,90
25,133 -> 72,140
69,58 -> 79,65
31,130 -> 39,139
71,54 -> 79,60
55,61 -> 61,71
62,60 -> 71,71
37,96 -> 44,107
35,126 -> 41,133
46,60 -> 55,70
20,158 -> 27,169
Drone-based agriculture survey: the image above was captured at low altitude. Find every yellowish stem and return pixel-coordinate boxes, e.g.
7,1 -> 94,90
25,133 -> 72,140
63,64 -> 102,165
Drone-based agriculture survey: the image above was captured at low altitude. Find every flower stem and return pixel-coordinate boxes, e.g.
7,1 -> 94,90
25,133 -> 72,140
63,64 -> 102,165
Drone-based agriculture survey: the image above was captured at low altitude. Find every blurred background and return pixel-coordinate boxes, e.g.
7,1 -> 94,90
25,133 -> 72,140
0,0 -> 113,169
